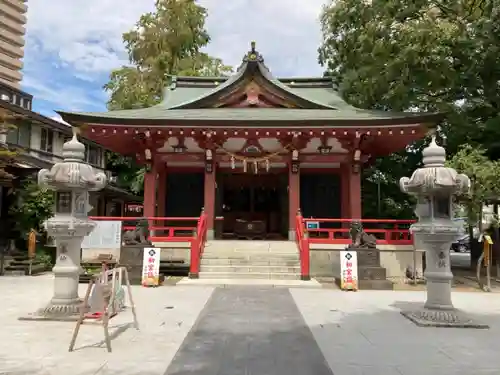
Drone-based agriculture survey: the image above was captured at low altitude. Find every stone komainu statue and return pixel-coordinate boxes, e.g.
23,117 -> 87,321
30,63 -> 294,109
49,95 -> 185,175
348,221 -> 377,249
122,218 -> 151,246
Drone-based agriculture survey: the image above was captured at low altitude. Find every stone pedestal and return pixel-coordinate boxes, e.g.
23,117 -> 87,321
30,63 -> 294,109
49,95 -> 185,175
356,248 -> 393,290
334,247 -> 393,290
119,245 -> 145,285
45,237 -> 86,314
416,232 -> 456,310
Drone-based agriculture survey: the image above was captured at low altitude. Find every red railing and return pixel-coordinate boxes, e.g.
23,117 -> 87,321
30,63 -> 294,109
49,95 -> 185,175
295,211 -> 310,280
189,211 -> 208,278
294,215 -> 415,280
89,216 -> 200,243
300,217 -> 415,245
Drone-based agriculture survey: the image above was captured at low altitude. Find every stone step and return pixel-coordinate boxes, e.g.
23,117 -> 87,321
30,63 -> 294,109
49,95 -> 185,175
4,263 -> 47,276
202,249 -> 298,255
200,258 -> 300,266
200,265 -> 300,273
202,253 -> 300,262
198,271 -> 301,280
204,241 -> 298,254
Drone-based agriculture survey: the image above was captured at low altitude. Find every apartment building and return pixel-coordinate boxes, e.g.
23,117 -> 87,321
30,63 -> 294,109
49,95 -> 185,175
0,0 -> 27,89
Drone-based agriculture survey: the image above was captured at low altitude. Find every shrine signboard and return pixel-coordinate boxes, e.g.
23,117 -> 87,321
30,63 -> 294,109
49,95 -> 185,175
340,250 -> 358,291
82,220 -> 122,250
141,247 -> 160,287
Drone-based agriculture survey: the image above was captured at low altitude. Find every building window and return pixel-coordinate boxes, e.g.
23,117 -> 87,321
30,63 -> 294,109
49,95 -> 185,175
23,100 -> 31,110
40,128 -> 54,153
6,122 -> 31,147
86,145 -> 101,165
18,122 -> 31,147
15,95 -> 22,107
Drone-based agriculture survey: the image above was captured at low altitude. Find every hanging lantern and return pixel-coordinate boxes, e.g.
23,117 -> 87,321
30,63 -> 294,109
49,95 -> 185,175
265,159 -> 270,172
231,156 -> 235,169
243,159 -> 247,173
254,161 -> 258,174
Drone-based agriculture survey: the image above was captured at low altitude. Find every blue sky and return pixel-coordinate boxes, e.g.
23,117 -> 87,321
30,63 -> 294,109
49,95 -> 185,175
22,0 -> 327,121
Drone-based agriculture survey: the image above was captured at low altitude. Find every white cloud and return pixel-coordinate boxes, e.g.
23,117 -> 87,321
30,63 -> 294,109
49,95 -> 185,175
22,74 -> 102,110
24,0 -> 327,111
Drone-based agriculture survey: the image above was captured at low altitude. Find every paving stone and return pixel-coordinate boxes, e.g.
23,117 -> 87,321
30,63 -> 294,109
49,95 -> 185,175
163,287 -> 333,375
290,288 -> 500,373
4,275 -> 500,374
0,275 -> 214,375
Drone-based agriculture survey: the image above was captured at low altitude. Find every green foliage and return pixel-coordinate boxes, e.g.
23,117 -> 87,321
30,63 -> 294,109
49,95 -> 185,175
103,0 -> 233,110
105,151 -> 145,195
447,144 -> 500,225
9,177 -> 54,238
319,0 -> 500,218
35,250 -> 52,268
103,0 -> 232,195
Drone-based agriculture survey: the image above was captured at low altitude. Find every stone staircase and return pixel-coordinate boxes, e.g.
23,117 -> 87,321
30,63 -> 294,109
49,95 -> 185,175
199,240 -> 301,280
3,252 -> 47,276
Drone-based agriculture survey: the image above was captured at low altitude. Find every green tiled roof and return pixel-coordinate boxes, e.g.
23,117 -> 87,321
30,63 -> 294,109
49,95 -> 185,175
58,43 -> 442,126
59,107 -> 440,126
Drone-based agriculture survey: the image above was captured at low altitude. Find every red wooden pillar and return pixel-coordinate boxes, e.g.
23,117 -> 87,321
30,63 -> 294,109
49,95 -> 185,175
143,163 -> 157,235
204,162 -> 216,240
349,165 -> 362,220
288,161 -> 300,240
156,162 -> 167,236
157,163 -> 167,218
341,165 -> 350,220
143,168 -> 156,218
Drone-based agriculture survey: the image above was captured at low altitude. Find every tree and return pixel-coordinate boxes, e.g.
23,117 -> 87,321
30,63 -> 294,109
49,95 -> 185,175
447,144 -> 500,268
447,145 -> 500,228
9,176 -> 54,239
104,0 -> 232,110
318,0 -> 500,218
103,0 -> 232,195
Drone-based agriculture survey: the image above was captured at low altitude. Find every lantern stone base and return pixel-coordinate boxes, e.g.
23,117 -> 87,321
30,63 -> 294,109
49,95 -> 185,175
18,299 -> 87,322
400,309 -> 489,329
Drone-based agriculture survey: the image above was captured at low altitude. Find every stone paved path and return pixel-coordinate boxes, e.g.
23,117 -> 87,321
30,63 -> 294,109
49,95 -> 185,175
3,275 -> 500,374
164,287 -> 333,375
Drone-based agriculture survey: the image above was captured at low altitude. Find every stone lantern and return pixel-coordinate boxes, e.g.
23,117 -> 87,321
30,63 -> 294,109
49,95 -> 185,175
28,129 -> 106,319
399,137 -> 487,328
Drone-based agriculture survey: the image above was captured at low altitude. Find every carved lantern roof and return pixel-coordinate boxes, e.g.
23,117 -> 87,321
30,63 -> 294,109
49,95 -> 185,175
399,136 -> 470,197
38,129 -> 107,191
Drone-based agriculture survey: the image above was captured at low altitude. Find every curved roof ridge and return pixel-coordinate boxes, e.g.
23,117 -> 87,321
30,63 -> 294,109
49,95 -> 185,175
163,41 -> 338,110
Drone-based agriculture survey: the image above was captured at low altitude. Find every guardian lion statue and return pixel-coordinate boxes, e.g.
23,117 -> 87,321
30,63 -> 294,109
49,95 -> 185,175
122,218 -> 151,246
348,221 -> 377,249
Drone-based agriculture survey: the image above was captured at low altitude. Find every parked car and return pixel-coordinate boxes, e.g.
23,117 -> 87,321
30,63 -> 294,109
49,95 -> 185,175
450,235 -> 470,253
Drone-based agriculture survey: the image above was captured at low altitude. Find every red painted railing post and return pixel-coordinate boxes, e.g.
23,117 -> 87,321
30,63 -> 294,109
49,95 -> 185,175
295,209 -> 310,280
300,237 -> 310,280
189,208 -> 206,279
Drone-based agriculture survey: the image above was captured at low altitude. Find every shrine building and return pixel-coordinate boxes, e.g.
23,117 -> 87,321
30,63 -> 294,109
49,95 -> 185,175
58,43 -> 441,242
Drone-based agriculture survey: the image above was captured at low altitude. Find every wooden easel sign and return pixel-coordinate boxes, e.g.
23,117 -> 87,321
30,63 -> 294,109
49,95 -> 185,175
142,247 -> 160,287
68,267 -> 139,353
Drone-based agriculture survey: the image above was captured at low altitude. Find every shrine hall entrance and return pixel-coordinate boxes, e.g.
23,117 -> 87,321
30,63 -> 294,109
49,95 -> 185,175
216,172 -> 288,240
